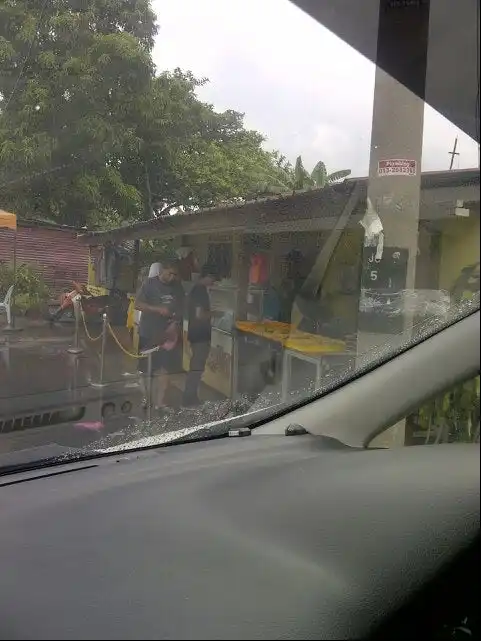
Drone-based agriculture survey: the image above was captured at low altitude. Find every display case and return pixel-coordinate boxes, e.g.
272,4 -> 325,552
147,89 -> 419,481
209,284 -> 238,333
246,286 -> 266,322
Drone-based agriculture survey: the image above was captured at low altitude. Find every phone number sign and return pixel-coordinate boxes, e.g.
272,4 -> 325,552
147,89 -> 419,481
378,159 -> 417,177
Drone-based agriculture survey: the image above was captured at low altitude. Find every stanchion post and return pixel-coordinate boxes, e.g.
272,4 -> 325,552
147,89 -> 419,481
146,350 -> 153,421
68,352 -> 80,402
0,340 -> 11,371
67,295 -> 84,355
139,346 -> 157,420
91,313 -> 108,388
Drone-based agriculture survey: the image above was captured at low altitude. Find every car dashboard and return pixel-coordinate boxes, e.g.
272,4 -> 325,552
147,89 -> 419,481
0,433 -> 479,640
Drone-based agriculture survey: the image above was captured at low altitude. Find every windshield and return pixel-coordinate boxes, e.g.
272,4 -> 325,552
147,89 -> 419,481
0,0 -> 479,470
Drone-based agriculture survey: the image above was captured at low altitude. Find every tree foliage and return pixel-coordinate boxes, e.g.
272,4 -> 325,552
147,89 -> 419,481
0,0 -> 157,227
0,261 -> 50,313
122,69 -> 283,218
0,0 -> 286,229
253,155 -> 351,197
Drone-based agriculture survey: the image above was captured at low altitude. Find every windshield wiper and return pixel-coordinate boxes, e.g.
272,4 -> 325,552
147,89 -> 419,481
0,403 -> 286,478
90,401 -> 287,454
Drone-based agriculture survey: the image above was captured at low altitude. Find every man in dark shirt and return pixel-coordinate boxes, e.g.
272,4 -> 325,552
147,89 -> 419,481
182,264 -> 218,407
135,259 -> 184,411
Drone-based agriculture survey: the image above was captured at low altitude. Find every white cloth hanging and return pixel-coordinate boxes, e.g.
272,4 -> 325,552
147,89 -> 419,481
360,197 -> 384,261
148,262 -> 162,278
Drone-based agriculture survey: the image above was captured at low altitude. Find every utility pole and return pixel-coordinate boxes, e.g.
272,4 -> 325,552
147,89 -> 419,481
358,0 -> 431,447
448,137 -> 459,170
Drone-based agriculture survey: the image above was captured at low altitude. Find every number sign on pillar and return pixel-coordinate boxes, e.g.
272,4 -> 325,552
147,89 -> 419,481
359,246 -> 409,334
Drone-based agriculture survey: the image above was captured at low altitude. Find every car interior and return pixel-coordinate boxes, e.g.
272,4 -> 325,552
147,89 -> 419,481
0,0 -> 479,639
1,311 -> 479,640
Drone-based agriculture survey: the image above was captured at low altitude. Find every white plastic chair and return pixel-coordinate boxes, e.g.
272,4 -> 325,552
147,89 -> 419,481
0,285 -> 14,326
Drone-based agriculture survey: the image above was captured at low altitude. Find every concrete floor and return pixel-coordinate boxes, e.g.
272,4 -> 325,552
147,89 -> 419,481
2,315 -> 348,468
0,318 -> 227,463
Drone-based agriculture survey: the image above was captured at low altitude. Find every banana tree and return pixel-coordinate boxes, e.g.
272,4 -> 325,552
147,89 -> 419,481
253,155 -> 351,197
308,158 -> 351,189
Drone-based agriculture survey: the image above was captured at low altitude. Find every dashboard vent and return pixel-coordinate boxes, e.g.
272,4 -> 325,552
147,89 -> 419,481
0,406 -> 86,434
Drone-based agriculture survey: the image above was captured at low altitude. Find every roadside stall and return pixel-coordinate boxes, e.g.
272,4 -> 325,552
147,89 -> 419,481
77,168 -> 479,404
78,182 -> 365,400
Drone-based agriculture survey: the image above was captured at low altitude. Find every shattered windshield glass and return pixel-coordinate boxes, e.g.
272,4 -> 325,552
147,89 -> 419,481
1,0 -> 479,470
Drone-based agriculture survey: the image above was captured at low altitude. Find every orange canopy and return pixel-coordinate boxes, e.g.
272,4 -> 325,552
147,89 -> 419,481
0,210 -> 17,231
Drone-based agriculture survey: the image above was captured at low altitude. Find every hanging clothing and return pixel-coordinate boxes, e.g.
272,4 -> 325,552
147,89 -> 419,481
176,248 -> 198,281
104,244 -> 116,289
249,253 -> 269,285
263,286 -> 281,321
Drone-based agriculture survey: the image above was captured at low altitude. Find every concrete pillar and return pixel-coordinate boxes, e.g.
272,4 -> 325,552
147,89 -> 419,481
357,68 -> 425,354
357,1 -> 431,445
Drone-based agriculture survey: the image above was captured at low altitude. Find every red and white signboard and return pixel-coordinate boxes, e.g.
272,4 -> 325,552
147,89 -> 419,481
378,159 -> 417,177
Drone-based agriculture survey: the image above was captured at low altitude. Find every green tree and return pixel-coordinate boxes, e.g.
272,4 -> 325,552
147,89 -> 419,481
0,0 -> 157,227
0,1 -> 288,229
122,69 -> 285,218
0,261 -> 50,313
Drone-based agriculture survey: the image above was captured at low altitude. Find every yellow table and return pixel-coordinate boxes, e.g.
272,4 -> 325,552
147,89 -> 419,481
235,321 -> 350,401
235,321 -> 346,354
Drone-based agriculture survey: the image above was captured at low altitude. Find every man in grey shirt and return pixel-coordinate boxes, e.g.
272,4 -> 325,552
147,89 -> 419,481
135,260 -> 184,411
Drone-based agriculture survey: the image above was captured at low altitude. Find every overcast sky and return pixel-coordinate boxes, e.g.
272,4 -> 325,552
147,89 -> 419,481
151,0 -> 479,178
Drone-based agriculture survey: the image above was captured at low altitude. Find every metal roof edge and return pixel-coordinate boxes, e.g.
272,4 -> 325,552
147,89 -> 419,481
16,218 -> 86,232
78,167 -> 479,244
77,180 -> 360,244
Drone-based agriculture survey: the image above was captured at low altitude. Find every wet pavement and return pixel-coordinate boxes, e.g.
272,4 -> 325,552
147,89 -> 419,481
1,320 -> 143,457
0,320 -> 250,463
0,318 -> 310,468
1,322 -> 137,404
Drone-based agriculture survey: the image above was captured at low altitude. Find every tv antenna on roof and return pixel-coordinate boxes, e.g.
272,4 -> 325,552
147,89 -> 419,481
448,137 -> 460,170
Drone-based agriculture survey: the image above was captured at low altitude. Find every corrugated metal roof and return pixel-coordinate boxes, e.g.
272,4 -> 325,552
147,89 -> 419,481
78,168 -> 480,245
79,181 -> 359,245
0,225 -> 88,297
